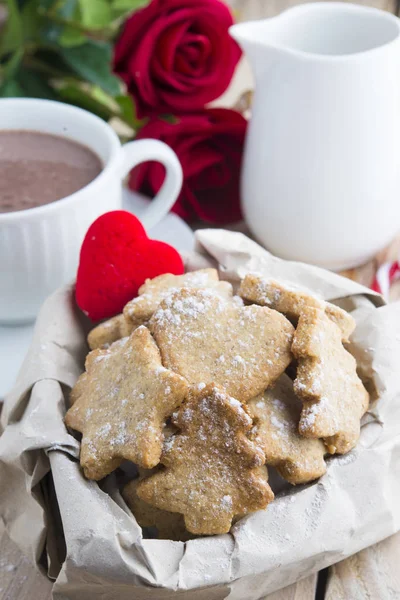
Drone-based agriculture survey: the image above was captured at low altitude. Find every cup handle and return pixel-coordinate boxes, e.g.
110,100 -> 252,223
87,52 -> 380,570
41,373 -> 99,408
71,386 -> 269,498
118,139 -> 183,230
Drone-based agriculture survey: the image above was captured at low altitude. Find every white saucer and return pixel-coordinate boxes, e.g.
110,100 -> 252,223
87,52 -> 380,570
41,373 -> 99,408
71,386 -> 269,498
0,190 -> 195,400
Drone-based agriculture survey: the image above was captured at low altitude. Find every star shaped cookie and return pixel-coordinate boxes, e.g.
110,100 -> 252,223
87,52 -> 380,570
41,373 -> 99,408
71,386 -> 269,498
87,269 -> 233,350
65,326 -> 188,480
136,385 -> 274,535
123,268 -> 233,328
239,274 -> 355,341
87,314 -> 133,350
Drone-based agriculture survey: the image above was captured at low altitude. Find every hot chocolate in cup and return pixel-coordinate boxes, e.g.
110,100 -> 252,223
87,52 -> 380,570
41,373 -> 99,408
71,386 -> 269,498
0,98 -> 183,325
0,130 -> 103,214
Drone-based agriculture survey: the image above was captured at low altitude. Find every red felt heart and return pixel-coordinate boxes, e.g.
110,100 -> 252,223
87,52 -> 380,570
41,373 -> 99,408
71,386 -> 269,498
76,211 -> 184,321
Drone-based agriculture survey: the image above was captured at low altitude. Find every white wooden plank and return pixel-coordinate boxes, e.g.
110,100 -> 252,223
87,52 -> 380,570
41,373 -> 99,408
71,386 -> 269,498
0,531 -> 52,600
325,533 -> 400,600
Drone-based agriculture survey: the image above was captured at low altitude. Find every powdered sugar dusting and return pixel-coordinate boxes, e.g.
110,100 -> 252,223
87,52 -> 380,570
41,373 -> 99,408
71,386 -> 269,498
232,295 -> 244,307
98,423 -> 111,438
153,289 -> 227,328
300,396 -> 338,432
270,415 -> 285,432
227,397 -> 242,409
233,355 -> 245,366
163,435 -> 176,452
151,285 -> 293,402
221,494 -> 233,511
94,353 -> 111,363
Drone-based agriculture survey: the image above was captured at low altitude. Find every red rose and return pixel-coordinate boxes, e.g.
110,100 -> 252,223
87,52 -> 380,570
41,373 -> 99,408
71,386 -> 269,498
129,108 -> 247,224
114,0 -> 241,117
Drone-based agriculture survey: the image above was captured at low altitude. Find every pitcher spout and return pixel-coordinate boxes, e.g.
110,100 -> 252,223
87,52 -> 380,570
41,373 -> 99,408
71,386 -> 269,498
230,3 -> 400,68
229,12 -> 303,79
229,19 -> 282,78
229,20 -> 277,50
229,19 -> 280,54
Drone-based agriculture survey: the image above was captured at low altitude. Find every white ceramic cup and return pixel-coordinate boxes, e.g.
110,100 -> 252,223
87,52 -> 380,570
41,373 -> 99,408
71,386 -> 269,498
0,98 -> 183,324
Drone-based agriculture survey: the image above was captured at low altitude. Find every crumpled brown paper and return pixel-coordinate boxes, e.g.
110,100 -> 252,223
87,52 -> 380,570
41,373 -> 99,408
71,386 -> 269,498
1,229 -> 400,600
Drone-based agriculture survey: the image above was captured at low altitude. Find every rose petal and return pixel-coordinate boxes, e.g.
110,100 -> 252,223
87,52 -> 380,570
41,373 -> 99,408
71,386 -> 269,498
128,109 -> 247,224
157,20 -> 190,73
113,0 -> 241,117
175,32 -> 212,76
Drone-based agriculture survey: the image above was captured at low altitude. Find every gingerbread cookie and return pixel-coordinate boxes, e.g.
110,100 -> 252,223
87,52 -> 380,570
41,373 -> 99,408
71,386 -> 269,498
69,371 -> 89,406
123,468 -> 194,541
292,308 -> 369,454
136,385 -> 274,535
123,268 -> 233,328
248,375 -> 326,484
65,326 -> 188,480
150,288 -> 294,403
87,314 -> 133,350
239,274 -> 355,341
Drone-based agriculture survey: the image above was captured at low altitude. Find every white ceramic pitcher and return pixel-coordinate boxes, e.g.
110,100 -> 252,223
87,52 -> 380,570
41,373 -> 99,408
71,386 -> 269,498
230,3 -> 400,270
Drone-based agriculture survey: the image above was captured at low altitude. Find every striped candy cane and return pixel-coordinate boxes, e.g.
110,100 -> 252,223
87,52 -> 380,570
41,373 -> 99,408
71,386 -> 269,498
371,261 -> 400,300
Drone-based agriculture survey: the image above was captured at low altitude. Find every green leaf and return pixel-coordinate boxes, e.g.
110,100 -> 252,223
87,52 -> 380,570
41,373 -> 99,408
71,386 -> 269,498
57,2 -> 86,46
17,68 -> 58,99
1,46 -> 24,81
91,84 -> 116,108
159,113 -> 179,125
39,20 -> 63,44
0,0 -> 23,55
115,94 -> 144,129
111,0 -> 149,18
59,24 -> 86,46
38,0 -> 57,10
0,78 -> 25,97
57,82 -> 113,120
34,48 -> 76,76
38,0 -> 77,18
59,40 -> 121,95
79,0 -> 112,29
21,0 -> 42,41
57,0 -> 78,19
38,0 -> 78,44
